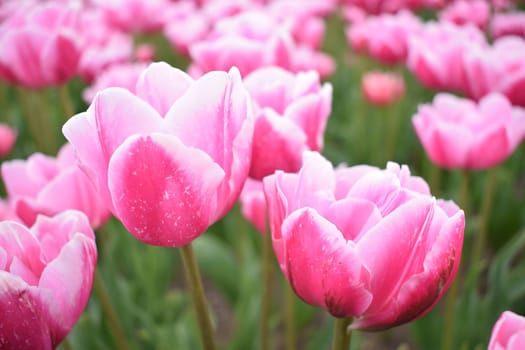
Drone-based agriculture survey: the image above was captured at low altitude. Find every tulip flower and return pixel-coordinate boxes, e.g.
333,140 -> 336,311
1,143 -> 111,228
463,36 -> 525,107
263,151 -> 465,330
412,93 -> 525,169
0,2 -> 81,88
0,123 -> 16,158
239,178 -> 267,234
243,66 -> 332,179
438,0 -> 490,30
488,311 -> 525,350
407,21 -> 487,92
63,62 -> 254,247
491,12 -> 525,39
347,10 -> 422,65
0,210 -> 97,350
361,71 -> 405,106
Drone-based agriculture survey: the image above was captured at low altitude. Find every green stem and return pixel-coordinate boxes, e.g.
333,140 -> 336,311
429,161 -> 442,196
93,269 -> 130,350
260,231 -> 274,350
179,243 -> 216,350
284,282 -> 297,350
386,103 -> 400,162
331,317 -> 353,350
442,170 -> 470,350
15,86 -> 57,154
57,84 -> 75,120
469,168 -> 498,270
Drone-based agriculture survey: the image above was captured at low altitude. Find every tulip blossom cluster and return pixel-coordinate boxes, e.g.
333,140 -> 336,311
412,93 -> 525,169
0,211 -> 97,350
63,62 -> 254,247
1,143 -> 111,228
264,151 -> 465,329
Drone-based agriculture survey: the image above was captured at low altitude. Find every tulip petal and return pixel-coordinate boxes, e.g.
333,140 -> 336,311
0,273 -> 54,350
108,134 -> 225,247
468,125 -> 509,169
282,208 -> 372,316
135,62 -> 193,116
356,197 -> 434,313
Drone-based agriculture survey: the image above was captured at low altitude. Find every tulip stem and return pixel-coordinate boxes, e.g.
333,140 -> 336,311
331,317 -> 353,350
442,170 -> 470,350
179,243 -> 216,350
93,269 -> 130,350
470,168 -> 498,271
386,103 -> 400,162
285,282 -> 297,350
57,84 -> 75,120
261,230 -> 274,350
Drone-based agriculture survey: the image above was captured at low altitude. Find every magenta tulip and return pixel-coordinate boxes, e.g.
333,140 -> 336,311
244,66 -> 332,179
0,210 -> 97,350
412,93 -> 525,169
263,151 -> 465,330
491,12 -> 525,39
239,178 -> 267,234
1,143 -> 111,228
63,62 -> 254,247
488,311 -> 525,350
438,0 -> 490,30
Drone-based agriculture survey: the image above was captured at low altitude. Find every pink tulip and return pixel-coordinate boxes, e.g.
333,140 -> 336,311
63,62 -> 254,247
407,21 -> 487,92
82,62 -> 148,103
412,93 -> 525,169
244,66 -> 332,179
491,12 -> 525,39
263,151 -> 464,329
347,10 -> 423,65
1,143 -> 111,228
0,2 -> 81,88
489,311 -> 525,350
0,210 -> 97,350
463,36 -> 525,107
0,123 -> 16,157
438,0 -> 490,30
361,71 -> 405,105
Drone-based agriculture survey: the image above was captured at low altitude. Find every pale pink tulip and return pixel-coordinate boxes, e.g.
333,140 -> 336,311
463,36 -> 525,106
362,71 -> 405,105
491,12 -> 525,39
407,21 -> 487,92
489,311 -> 525,350
244,66 -> 332,179
347,10 -> 423,65
263,151 -> 464,329
1,143 -> 111,228
0,210 -> 97,350
0,123 -> 16,157
438,0 -> 490,30
0,2 -> 81,88
412,93 -> 525,169
63,62 -> 254,247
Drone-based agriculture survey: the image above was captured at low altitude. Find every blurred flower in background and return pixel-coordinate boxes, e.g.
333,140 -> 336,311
0,123 -> 16,158
412,93 -> 525,169
361,70 -> 405,106
438,0 -> 490,30
488,311 -> 525,350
